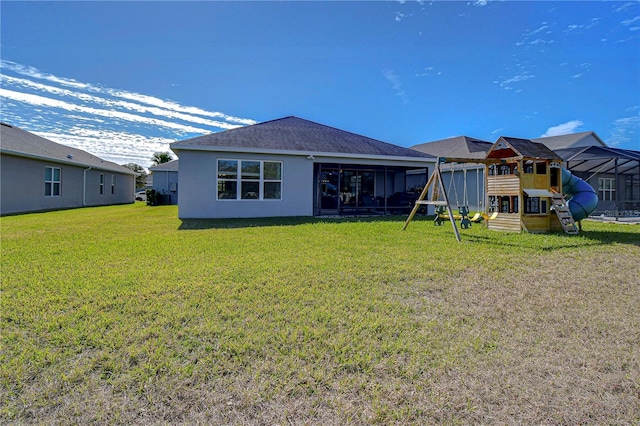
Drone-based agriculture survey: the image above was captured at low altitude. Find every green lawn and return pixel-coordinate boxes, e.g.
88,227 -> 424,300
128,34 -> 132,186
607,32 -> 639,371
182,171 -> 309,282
2,204 -> 639,424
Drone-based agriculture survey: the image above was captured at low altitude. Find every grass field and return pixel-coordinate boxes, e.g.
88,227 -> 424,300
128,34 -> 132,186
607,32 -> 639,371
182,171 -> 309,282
1,203 -> 639,424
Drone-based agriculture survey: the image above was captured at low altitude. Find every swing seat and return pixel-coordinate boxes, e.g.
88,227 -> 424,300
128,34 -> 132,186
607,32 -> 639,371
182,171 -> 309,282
438,214 -> 460,220
484,211 -> 499,220
470,212 -> 483,222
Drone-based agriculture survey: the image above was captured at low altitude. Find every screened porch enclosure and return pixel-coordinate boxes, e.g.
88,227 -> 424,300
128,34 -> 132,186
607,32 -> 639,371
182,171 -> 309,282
314,163 -> 428,215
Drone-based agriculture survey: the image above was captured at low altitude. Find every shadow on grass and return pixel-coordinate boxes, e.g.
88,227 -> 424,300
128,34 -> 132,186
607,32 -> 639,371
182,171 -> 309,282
178,215 -> 639,249
463,228 -> 639,251
578,229 -> 640,247
178,214 -> 422,230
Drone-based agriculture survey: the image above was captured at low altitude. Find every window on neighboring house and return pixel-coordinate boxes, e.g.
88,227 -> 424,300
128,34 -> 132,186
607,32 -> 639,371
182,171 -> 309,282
598,178 -> 615,201
99,174 -> 104,195
111,175 -> 116,195
45,167 -> 61,196
217,159 -> 282,200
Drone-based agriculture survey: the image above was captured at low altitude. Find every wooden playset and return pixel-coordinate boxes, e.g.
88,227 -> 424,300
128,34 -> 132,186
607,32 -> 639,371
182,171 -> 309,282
403,137 -> 598,240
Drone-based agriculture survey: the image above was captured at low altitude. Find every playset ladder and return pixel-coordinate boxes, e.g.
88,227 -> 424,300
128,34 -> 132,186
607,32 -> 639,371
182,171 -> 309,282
403,164 -> 461,242
551,194 -> 579,235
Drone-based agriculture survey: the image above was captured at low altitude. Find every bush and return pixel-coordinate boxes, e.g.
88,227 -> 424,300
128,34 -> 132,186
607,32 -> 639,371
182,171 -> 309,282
146,189 -> 158,206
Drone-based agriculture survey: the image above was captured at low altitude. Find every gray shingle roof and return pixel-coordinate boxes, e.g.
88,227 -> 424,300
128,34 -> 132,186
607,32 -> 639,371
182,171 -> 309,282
411,136 -> 492,159
532,131 -> 607,150
171,116 -> 433,159
149,159 -> 179,172
1,122 -> 136,175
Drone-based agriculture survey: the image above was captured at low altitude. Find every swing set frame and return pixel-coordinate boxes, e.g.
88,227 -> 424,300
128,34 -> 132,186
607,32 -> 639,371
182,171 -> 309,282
403,157 -> 500,242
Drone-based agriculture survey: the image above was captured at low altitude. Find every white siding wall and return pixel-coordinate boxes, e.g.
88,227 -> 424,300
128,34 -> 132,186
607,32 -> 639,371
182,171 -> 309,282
177,151 -> 313,219
1,154 -> 134,215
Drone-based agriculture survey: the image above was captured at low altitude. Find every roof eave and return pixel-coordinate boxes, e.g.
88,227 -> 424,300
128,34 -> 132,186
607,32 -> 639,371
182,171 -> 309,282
0,148 -> 137,175
170,144 -> 435,162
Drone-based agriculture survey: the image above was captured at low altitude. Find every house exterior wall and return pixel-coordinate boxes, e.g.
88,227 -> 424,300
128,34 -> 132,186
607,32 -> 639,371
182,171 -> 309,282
177,150 -> 433,219
572,170 -> 640,215
152,170 -> 179,205
438,166 -> 485,212
1,154 -> 134,215
177,150 -> 314,219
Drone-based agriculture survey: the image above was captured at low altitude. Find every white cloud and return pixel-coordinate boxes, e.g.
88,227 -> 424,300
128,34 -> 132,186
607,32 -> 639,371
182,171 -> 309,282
0,88 -> 212,134
0,60 -> 256,127
0,60 -> 92,90
1,75 -> 243,130
607,113 -> 639,147
0,60 -> 258,166
415,66 -> 441,77
382,69 -> 409,105
621,16 -> 640,26
36,128 -> 175,166
494,71 -> 535,90
540,120 -> 584,137
527,24 -> 551,36
614,2 -> 635,13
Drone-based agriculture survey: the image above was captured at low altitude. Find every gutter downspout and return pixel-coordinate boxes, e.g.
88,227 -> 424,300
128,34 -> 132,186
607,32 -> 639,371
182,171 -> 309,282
83,167 -> 92,206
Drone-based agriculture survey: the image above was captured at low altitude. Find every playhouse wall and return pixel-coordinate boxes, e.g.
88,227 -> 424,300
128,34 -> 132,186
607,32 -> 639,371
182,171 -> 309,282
520,174 -> 550,190
550,215 -> 563,232
487,213 -> 521,232
487,176 -> 520,194
521,215 -> 556,232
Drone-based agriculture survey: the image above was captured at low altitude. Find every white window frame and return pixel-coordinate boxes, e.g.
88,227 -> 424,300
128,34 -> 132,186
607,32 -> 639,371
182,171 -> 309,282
217,159 -> 282,201
111,175 -> 116,195
598,178 -> 615,201
99,173 -> 104,195
45,166 -> 61,197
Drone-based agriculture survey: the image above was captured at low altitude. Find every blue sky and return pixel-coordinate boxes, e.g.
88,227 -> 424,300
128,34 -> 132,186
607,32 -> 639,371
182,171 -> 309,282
1,1 -> 639,167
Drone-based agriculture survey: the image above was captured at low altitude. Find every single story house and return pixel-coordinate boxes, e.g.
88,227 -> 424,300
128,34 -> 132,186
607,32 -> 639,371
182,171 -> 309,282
149,159 -> 179,205
1,122 -> 136,215
170,116 -> 435,219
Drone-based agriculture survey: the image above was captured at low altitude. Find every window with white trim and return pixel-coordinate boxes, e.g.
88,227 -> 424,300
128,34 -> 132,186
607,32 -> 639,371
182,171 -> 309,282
217,159 -> 282,200
45,167 -> 61,196
598,178 -> 615,201
99,174 -> 104,195
111,175 -> 116,195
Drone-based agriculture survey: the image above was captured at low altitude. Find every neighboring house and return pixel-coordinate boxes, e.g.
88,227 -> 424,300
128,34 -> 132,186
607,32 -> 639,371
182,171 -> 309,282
532,131 -> 607,150
535,131 -> 639,215
411,136 -> 493,212
1,122 -> 136,215
149,159 -> 179,205
170,116 -> 435,219
411,136 -> 493,160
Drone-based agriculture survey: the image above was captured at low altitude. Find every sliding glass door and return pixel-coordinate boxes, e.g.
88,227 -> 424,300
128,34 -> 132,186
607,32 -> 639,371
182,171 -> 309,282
340,170 -> 376,209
